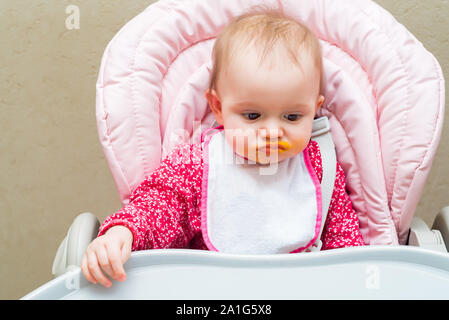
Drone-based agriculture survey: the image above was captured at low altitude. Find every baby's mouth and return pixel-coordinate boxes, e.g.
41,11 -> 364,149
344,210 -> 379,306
257,141 -> 290,154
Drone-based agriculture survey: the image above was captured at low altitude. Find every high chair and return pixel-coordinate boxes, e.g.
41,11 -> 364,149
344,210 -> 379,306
23,0 -> 449,299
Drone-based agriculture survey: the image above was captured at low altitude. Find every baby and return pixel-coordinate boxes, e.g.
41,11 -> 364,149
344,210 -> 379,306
81,9 -> 365,288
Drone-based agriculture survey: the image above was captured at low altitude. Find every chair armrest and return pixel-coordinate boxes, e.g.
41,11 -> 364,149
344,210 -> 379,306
432,206 -> 449,252
52,212 -> 100,277
408,216 -> 447,252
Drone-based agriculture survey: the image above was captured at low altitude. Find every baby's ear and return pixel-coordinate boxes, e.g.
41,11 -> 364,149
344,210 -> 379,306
315,95 -> 325,114
205,89 -> 223,124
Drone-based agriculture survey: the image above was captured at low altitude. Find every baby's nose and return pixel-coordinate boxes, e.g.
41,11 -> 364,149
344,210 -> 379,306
258,127 -> 284,140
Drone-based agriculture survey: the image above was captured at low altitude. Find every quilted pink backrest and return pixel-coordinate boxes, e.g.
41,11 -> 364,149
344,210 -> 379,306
95,0 -> 445,245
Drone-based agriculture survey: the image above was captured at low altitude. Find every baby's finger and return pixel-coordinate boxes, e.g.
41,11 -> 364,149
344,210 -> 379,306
105,242 -> 126,281
96,244 -> 115,281
121,239 -> 132,270
87,250 -> 111,288
81,253 -> 96,284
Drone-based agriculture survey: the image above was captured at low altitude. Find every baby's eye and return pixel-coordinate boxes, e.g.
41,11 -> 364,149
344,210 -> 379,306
284,114 -> 301,121
243,113 -> 261,120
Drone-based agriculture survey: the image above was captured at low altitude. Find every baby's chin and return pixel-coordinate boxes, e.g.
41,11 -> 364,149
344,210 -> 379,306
246,150 -> 291,165
255,155 -> 288,165
230,140 -> 305,165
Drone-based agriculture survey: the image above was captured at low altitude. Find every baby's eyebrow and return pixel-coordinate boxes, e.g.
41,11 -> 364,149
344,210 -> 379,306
234,101 -> 256,107
234,102 -> 309,111
287,103 -> 309,109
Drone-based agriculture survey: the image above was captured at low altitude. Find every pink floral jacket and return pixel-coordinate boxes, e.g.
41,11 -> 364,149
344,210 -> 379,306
98,140 -> 365,251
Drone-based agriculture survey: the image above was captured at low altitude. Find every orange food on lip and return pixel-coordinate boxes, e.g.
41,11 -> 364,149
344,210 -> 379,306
277,141 -> 290,150
259,141 -> 291,154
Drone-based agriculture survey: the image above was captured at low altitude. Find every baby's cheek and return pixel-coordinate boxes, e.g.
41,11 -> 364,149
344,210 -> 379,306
290,137 -> 308,154
224,132 -> 252,159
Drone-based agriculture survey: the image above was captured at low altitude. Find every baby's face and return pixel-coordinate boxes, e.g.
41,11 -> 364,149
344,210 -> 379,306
206,47 -> 324,165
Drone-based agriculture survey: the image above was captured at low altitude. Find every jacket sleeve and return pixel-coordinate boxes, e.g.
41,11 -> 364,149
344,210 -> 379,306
306,140 -> 365,250
97,143 -> 203,251
320,161 -> 366,250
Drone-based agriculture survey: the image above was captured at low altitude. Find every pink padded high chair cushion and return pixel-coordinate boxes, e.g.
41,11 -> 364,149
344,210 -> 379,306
95,0 -> 445,245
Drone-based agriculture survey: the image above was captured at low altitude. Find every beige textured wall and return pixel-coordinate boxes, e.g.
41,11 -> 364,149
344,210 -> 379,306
0,0 -> 447,299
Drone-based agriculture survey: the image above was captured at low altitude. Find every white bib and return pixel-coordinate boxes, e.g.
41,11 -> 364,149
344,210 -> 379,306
200,129 -> 322,254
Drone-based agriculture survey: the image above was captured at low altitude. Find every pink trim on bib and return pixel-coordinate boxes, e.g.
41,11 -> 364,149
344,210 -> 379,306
200,126 -> 223,252
289,145 -> 323,253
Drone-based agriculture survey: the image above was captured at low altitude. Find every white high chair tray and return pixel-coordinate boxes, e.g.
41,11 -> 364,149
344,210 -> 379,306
23,246 -> 449,300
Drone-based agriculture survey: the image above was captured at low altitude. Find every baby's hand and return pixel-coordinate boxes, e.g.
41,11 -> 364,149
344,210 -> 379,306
81,225 -> 133,288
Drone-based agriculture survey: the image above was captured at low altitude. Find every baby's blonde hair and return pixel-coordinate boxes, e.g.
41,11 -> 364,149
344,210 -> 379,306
208,7 -> 323,92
